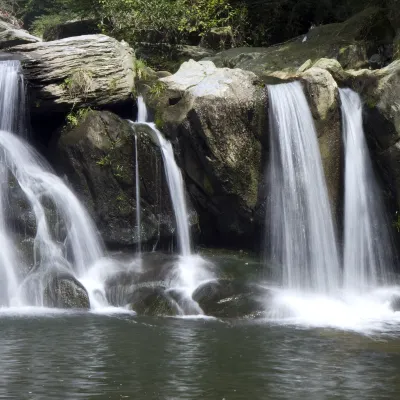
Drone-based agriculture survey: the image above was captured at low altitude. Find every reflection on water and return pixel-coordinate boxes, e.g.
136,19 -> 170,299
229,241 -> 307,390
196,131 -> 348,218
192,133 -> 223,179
0,314 -> 400,399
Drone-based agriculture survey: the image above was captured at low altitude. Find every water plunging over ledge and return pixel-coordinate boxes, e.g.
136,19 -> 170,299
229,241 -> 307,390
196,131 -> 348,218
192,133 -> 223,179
264,82 -> 400,332
340,88 -> 394,290
131,97 -> 214,313
266,81 -> 340,293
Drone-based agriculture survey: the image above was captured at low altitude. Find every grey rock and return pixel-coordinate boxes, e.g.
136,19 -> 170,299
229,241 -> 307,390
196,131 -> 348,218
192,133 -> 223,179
0,19 -> 40,49
147,60 -> 264,247
44,273 -> 90,309
8,35 -> 134,113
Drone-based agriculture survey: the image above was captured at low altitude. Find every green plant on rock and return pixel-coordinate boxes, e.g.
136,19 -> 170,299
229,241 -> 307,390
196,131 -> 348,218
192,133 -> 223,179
108,77 -> 120,93
149,81 -> 167,100
394,212 -> 400,233
134,58 -> 149,81
96,154 -> 111,167
62,69 -> 94,101
114,164 -> 124,178
66,107 -> 92,128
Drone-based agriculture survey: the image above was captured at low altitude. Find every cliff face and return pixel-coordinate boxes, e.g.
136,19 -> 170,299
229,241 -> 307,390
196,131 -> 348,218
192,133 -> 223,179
3,8 -> 400,252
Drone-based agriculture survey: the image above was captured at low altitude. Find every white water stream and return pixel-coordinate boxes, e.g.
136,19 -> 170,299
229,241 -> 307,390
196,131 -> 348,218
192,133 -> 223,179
265,83 -> 400,333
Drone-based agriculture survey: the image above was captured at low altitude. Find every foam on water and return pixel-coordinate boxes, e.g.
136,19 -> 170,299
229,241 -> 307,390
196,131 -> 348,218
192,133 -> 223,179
131,98 -> 215,314
264,287 -> 400,334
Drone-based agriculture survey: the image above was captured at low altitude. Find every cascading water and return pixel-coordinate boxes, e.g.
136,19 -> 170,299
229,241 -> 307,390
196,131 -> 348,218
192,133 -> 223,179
265,82 -> 400,332
0,60 -> 26,135
266,81 -> 340,293
132,97 -> 214,313
340,88 -> 394,290
135,97 -> 192,256
0,60 -> 112,309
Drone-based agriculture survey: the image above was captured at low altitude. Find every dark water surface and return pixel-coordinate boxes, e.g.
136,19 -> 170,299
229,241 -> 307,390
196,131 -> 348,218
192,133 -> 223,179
1,312 -> 400,399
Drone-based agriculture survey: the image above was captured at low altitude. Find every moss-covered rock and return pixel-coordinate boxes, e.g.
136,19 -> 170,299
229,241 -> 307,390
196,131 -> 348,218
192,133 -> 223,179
203,8 -> 395,77
56,110 -> 197,249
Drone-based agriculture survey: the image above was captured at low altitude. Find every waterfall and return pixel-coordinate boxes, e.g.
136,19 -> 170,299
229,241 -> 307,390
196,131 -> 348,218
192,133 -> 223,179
0,60 -> 105,307
266,82 -> 340,292
133,97 -> 214,313
340,88 -> 394,290
0,61 -> 27,135
135,97 -> 192,256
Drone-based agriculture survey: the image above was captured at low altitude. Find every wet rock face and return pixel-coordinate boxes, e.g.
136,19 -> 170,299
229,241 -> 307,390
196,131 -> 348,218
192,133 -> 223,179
44,273 -> 90,309
192,279 -> 266,318
300,68 -> 343,223
56,110 -> 197,250
146,60 -> 265,248
8,35 -> 134,114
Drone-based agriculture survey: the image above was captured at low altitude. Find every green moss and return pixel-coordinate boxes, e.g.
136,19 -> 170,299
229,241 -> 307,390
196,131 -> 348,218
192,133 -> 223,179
149,81 -> 167,100
365,98 -> 378,108
108,77 -> 120,93
203,175 -> 214,195
65,107 -> 92,128
154,109 -> 165,130
96,154 -> 111,167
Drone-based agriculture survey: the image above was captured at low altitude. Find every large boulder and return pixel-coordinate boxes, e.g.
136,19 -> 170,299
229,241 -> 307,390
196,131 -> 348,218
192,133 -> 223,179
145,60 -> 264,248
44,273 -> 90,309
8,35 -> 134,114
192,279 -> 265,318
203,8 -> 395,77
0,19 -> 40,49
56,110 -> 197,249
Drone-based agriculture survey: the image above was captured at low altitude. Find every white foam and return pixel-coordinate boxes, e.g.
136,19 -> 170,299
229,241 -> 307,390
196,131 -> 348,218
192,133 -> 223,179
265,286 -> 400,334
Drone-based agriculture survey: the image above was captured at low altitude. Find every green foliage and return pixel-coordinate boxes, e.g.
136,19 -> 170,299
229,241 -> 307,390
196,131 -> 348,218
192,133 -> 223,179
62,69 -> 94,100
96,154 -> 111,167
65,107 -> 91,128
394,212 -> 400,233
134,58 -> 149,80
29,12 -> 67,36
149,81 -> 167,100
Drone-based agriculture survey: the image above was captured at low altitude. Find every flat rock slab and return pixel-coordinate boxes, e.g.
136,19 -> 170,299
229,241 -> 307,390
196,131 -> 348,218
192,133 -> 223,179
8,34 -> 135,113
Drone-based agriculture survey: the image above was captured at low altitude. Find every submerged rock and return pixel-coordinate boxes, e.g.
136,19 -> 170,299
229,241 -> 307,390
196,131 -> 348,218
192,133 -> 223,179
8,35 -> 134,114
192,279 -> 264,318
44,273 -> 90,309
127,286 -> 178,316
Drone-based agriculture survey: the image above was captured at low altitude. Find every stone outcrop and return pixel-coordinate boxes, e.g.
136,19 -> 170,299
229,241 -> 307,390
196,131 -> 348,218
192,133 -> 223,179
300,68 -> 342,221
203,8 -> 395,77
8,35 -> 134,114
56,110 -> 197,249
311,58 -> 400,212
145,60 -> 264,247
0,19 -> 40,49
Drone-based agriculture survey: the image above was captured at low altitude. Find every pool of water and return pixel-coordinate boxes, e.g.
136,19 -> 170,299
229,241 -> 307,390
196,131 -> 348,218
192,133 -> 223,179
2,310 -> 400,399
